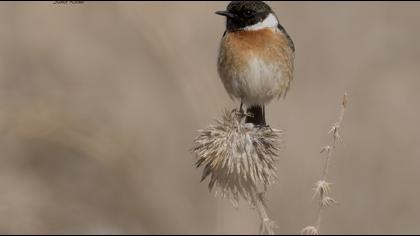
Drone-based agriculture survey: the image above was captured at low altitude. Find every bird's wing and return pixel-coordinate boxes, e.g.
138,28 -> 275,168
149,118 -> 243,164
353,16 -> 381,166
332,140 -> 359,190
277,23 -> 295,99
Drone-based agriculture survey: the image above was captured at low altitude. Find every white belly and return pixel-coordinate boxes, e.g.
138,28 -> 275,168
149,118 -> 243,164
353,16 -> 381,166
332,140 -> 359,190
227,56 -> 283,106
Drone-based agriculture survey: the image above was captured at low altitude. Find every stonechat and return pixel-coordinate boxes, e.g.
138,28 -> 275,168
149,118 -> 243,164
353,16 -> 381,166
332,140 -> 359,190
216,1 -> 295,126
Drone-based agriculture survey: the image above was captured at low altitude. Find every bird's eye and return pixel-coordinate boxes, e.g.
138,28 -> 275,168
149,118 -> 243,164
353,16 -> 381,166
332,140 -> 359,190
243,10 -> 255,18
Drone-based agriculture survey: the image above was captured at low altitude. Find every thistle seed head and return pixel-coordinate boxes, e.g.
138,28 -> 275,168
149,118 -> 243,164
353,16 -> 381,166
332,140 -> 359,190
313,180 -> 332,199
192,110 -> 283,205
300,226 -> 319,235
320,196 -> 337,208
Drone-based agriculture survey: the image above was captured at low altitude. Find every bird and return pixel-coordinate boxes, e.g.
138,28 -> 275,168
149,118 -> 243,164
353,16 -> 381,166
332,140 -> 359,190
216,1 -> 295,127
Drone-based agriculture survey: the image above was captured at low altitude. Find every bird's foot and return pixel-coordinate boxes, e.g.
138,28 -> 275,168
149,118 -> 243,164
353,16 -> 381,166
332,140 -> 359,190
255,124 -> 271,131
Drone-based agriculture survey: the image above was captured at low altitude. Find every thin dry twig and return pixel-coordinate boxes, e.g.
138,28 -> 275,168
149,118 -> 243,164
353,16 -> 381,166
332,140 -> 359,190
301,93 -> 348,235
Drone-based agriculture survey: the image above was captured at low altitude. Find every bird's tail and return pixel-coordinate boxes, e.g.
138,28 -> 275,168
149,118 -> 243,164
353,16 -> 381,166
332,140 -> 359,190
245,105 -> 266,126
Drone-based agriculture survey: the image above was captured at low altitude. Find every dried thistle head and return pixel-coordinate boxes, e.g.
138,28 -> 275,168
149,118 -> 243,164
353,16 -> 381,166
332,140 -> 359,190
300,226 -> 319,235
313,180 -> 332,199
320,196 -> 337,208
192,109 -> 283,206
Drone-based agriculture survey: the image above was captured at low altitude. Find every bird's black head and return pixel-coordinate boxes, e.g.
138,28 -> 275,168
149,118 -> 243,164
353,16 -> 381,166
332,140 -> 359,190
215,1 -> 275,32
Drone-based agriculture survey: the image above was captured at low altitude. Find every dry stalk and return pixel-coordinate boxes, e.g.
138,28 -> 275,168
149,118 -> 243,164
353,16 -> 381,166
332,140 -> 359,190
301,93 -> 348,235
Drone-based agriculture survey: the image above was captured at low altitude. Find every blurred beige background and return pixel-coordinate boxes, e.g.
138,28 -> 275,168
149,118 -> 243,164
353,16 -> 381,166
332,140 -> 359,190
1,1 -> 420,234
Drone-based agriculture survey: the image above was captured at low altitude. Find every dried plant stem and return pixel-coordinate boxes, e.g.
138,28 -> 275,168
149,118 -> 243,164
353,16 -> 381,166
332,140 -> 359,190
301,93 -> 348,235
252,192 -> 277,235
322,93 -> 347,178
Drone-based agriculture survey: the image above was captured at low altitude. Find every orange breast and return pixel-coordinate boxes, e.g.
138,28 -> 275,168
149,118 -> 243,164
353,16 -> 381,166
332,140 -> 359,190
218,28 -> 295,99
223,28 -> 292,61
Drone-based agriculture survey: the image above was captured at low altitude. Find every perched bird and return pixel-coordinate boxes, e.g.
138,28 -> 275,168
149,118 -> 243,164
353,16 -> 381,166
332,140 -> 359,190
216,1 -> 295,126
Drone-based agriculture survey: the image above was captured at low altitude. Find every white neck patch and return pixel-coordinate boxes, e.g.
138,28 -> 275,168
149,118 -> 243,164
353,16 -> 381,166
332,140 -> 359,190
243,13 -> 278,31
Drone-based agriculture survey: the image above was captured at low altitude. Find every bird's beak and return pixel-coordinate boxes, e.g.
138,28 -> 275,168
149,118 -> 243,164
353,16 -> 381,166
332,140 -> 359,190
215,10 -> 235,19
